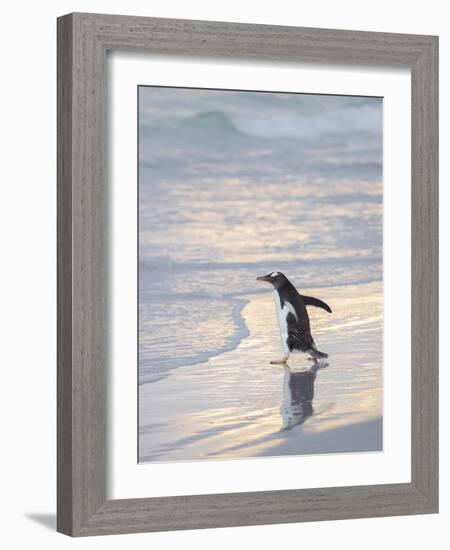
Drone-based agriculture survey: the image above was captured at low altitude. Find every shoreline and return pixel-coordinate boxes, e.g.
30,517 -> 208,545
139,280 -> 383,462
139,297 -> 250,385
138,276 -> 383,387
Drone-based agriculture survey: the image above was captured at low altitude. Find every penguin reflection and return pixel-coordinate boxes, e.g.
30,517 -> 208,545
280,364 -> 324,430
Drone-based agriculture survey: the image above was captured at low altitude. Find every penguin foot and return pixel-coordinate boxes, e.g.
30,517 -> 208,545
270,358 -> 289,365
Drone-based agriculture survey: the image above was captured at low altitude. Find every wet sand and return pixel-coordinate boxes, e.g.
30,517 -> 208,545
139,281 -> 383,462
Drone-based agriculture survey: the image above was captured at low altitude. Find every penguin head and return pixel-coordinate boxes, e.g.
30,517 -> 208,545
256,271 -> 288,289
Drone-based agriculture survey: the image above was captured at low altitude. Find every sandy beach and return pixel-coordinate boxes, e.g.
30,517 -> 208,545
139,280 -> 382,462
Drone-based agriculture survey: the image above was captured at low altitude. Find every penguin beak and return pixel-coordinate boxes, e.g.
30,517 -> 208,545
256,275 -> 270,282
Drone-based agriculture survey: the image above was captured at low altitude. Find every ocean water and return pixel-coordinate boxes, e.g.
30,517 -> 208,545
139,87 -> 382,384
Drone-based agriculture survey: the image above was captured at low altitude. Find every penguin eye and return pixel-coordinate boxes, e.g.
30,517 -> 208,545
271,272 -> 279,278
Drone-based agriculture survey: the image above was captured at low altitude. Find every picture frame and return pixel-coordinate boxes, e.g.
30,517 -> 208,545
57,12 -> 438,536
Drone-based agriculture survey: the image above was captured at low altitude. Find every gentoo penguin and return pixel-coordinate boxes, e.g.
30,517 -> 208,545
256,271 -> 331,364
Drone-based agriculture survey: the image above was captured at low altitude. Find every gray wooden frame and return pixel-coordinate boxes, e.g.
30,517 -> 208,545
57,12 -> 438,537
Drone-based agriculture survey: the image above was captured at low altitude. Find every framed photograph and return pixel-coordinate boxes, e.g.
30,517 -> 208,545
57,13 -> 438,536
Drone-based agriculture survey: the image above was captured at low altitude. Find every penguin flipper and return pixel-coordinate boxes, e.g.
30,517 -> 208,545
301,295 -> 332,314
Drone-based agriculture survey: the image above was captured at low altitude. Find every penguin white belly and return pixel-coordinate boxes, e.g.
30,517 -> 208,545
273,291 -> 298,356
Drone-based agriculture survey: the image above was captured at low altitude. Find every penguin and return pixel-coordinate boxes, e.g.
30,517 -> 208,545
256,271 -> 331,364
